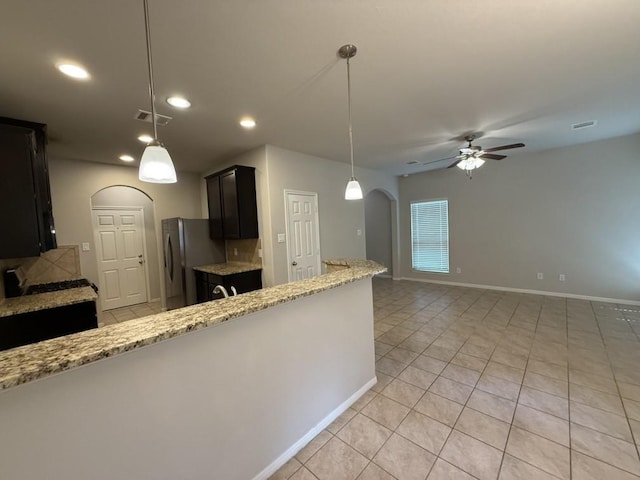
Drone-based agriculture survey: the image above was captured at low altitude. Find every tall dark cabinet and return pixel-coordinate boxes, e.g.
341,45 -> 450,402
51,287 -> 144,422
0,117 -> 56,258
205,165 -> 258,240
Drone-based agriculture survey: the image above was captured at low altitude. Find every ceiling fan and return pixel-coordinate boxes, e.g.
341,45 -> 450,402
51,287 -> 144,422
425,134 -> 525,177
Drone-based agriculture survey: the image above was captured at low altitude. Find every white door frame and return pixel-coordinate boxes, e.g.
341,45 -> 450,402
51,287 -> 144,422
91,206 -> 151,311
284,190 -> 321,282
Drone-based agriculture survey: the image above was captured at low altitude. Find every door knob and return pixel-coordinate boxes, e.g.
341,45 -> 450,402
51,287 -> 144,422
138,254 -> 143,258
139,260 -> 144,265
292,261 -> 298,266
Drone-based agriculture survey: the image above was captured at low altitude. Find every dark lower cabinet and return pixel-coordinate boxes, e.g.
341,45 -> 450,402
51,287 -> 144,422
195,270 -> 262,303
0,301 -> 98,351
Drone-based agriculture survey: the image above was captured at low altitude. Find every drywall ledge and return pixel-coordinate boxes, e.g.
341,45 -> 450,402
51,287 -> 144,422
0,277 -> 377,480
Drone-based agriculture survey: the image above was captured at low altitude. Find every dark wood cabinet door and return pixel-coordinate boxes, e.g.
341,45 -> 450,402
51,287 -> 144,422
206,176 -> 224,239
226,270 -> 262,294
195,271 -> 209,303
233,166 -> 258,239
221,170 -> 240,239
194,269 -> 262,304
205,165 -> 258,240
0,118 -> 56,258
0,126 -> 41,257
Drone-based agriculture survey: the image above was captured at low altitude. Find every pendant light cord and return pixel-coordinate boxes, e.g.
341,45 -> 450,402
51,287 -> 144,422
143,0 -> 158,141
346,55 -> 355,179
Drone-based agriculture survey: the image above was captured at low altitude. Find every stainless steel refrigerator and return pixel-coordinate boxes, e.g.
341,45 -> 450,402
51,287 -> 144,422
162,218 -> 225,310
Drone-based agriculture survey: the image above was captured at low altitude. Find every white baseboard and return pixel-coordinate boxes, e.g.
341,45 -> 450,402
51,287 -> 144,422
394,276 -> 640,306
252,376 -> 378,480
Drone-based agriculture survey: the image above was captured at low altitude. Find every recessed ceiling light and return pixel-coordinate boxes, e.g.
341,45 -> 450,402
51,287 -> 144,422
240,118 -> 256,129
56,63 -> 89,80
119,154 -> 135,162
166,96 -> 191,109
137,134 -> 154,143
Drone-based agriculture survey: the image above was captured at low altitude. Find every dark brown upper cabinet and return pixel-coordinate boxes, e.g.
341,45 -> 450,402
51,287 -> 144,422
0,117 -> 57,258
205,165 -> 258,240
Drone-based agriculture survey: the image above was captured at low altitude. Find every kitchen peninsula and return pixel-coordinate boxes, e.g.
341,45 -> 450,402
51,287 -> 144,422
0,259 -> 384,480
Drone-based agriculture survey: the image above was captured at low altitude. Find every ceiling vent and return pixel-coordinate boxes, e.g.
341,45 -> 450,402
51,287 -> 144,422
134,109 -> 172,126
572,120 -> 597,130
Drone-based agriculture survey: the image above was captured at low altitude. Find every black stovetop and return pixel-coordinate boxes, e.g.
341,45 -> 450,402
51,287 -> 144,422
25,279 -> 93,295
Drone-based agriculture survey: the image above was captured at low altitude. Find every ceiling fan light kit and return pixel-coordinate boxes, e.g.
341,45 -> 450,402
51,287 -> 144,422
339,44 -> 363,200
446,134 -> 525,179
138,0 -> 177,184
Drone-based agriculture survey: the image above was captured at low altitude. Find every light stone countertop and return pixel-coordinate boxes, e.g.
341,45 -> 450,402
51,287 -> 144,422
193,262 -> 262,276
0,287 -> 98,318
0,259 -> 385,391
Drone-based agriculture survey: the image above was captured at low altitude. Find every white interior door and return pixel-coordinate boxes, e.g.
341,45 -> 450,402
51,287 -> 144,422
92,209 -> 148,310
285,191 -> 321,282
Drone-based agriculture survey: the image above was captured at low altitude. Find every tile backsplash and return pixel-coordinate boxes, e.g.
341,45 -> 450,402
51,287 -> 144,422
226,238 -> 262,265
0,245 -> 82,299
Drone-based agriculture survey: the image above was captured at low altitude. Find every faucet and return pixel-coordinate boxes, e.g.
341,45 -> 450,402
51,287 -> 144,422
212,285 -> 229,298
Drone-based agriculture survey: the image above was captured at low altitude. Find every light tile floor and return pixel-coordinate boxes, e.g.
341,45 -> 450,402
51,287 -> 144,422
99,300 -> 162,326
271,277 -> 640,480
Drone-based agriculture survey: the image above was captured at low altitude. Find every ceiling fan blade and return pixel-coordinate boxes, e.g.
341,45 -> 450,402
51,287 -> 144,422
481,153 -> 507,160
483,143 -> 525,153
423,155 -> 459,166
447,159 -> 463,169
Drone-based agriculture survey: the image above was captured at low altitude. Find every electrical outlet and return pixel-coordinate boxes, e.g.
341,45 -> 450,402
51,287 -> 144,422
456,267 -> 462,274
537,272 -> 544,280
559,274 -> 566,282
233,248 -> 238,256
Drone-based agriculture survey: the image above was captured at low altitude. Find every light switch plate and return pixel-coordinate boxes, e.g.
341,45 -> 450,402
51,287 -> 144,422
82,242 -> 90,252
277,233 -> 286,243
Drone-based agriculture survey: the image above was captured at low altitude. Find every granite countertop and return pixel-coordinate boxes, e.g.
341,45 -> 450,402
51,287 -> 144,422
0,287 -> 98,318
193,262 -> 263,276
323,259 -> 383,269
0,259 -> 385,391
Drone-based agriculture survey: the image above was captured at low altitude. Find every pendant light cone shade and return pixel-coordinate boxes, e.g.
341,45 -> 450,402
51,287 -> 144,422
339,44 -> 363,201
138,0 -> 177,184
139,141 -> 177,183
345,177 -> 363,200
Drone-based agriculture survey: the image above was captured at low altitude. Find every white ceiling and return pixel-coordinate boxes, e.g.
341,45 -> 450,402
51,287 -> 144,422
1,0 -> 639,177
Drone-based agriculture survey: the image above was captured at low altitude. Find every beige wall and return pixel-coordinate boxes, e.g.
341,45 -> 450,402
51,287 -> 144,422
399,133 -> 640,302
265,145 -> 399,285
201,145 -> 399,287
49,157 -> 203,304
365,190 -> 393,275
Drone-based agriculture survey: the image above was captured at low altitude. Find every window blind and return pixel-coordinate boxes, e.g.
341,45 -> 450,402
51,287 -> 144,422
410,200 -> 449,273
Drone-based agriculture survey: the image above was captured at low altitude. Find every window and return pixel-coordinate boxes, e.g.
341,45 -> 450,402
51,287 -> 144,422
410,199 -> 449,273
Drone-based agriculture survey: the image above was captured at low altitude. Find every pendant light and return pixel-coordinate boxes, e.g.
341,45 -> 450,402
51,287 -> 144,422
339,44 -> 363,200
138,0 -> 177,184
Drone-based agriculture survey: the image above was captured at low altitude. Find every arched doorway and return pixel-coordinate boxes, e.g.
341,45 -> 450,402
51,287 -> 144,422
90,186 -> 160,311
364,189 -> 394,277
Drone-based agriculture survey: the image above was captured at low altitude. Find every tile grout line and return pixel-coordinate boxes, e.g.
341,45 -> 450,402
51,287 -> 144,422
589,300 -> 640,465
495,292 -> 542,478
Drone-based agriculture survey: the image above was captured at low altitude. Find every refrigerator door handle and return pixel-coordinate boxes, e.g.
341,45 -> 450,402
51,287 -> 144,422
165,233 -> 174,281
